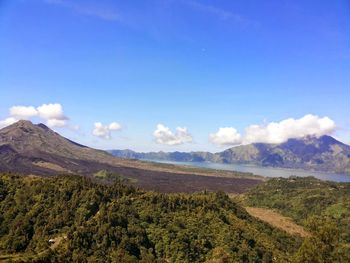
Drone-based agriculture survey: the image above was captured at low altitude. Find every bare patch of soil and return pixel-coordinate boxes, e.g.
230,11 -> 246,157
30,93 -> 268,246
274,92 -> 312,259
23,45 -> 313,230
49,235 -> 66,250
245,207 -> 311,237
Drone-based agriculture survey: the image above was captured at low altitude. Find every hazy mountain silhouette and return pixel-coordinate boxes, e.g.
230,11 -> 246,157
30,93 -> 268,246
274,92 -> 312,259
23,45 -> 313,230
111,135 -> 350,174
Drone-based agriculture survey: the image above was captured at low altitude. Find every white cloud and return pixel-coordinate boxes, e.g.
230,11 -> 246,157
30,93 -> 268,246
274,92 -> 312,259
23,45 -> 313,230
0,117 -> 17,129
153,124 -> 192,145
210,114 -> 336,146
0,103 -> 69,129
9,106 -> 38,119
36,103 -> 68,127
37,103 -> 66,120
209,127 -> 242,146
92,122 -> 122,139
46,119 -> 66,128
108,122 -> 122,130
243,114 -> 336,144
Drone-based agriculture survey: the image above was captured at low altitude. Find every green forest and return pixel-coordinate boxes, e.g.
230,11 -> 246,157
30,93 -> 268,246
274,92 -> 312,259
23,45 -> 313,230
0,173 -> 348,262
242,176 -> 350,262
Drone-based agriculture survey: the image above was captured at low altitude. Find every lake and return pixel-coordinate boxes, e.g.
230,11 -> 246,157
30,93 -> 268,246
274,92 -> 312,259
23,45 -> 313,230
147,159 -> 350,183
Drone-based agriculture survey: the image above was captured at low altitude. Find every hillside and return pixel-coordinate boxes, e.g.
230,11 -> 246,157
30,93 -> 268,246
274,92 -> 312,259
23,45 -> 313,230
0,120 -> 118,175
111,135 -> 350,174
240,177 -> 350,262
0,173 -> 300,262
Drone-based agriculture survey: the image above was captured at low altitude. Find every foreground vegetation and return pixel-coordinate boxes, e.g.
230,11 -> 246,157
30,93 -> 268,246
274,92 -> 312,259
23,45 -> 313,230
1,174 -> 348,262
242,176 -> 350,262
0,173 -> 299,262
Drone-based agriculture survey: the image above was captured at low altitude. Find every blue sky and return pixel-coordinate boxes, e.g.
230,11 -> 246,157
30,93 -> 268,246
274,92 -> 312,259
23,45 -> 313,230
0,0 -> 349,152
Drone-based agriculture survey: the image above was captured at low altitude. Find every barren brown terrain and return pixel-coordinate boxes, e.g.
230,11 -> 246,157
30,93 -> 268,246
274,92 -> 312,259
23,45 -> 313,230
110,166 -> 262,194
245,207 -> 311,237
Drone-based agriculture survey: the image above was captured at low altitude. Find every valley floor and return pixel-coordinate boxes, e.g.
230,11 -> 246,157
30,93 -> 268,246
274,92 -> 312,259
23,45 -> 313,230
119,166 -> 262,194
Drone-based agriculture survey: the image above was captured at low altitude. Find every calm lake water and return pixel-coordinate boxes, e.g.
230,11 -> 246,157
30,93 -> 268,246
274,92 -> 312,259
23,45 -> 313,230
147,160 -> 350,183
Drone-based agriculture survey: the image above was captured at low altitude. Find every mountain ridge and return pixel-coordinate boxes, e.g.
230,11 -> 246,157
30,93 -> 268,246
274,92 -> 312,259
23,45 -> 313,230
110,135 -> 350,175
0,120 -> 263,193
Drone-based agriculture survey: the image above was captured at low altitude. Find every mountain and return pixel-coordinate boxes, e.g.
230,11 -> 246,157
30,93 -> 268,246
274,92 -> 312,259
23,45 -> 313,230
0,120 -> 127,175
111,135 -> 350,174
220,135 -> 350,173
0,120 -> 262,193
0,120 -> 218,176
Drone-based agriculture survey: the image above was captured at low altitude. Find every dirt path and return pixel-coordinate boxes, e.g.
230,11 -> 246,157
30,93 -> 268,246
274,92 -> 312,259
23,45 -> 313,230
245,207 -> 311,237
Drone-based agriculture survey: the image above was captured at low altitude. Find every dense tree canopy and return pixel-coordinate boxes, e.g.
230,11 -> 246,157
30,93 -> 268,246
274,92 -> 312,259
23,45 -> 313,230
0,173 -> 299,262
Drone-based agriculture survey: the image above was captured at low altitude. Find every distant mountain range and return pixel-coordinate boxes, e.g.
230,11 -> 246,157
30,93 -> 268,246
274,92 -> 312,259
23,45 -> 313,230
0,120 -> 263,193
110,135 -> 350,175
1,120 -> 349,177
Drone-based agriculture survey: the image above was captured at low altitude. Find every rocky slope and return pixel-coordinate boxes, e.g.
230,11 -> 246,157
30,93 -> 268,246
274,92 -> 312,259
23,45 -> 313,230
0,120 -> 126,175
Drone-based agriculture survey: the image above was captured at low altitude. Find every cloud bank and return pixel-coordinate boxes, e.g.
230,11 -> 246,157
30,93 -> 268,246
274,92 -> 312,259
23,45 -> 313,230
0,103 -> 68,128
9,106 -> 38,119
92,122 -> 122,139
243,114 -> 336,144
153,124 -> 192,145
209,127 -> 242,146
210,114 -> 336,146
